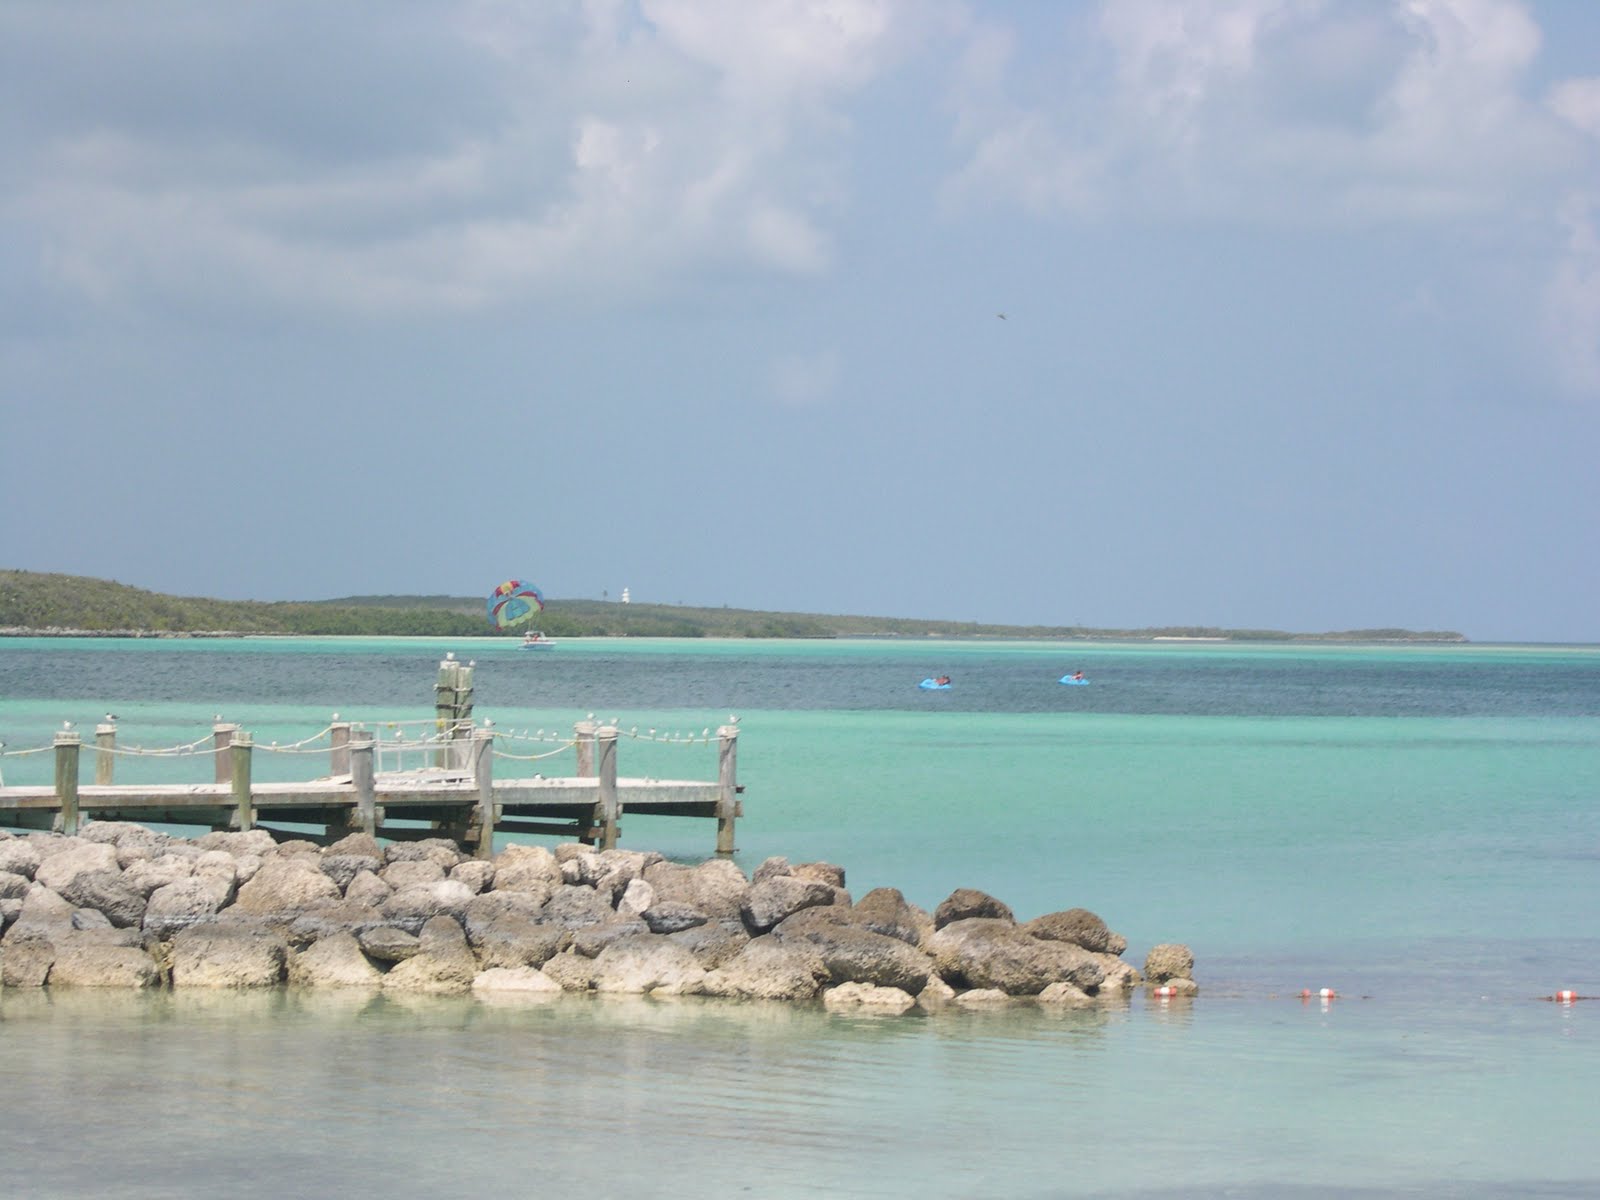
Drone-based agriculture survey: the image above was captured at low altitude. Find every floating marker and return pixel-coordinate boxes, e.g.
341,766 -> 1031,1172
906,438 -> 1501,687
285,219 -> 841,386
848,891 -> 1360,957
1300,988 -> 1338,1000
1555,990 -> 1579,1003
1153,985 -> 1178,998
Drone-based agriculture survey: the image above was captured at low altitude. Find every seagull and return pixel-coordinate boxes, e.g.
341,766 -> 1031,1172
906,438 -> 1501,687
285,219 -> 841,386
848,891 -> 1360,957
997,313 -> 1007,320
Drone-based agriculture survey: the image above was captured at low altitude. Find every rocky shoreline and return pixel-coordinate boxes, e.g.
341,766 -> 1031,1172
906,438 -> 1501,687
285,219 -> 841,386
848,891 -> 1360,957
0,823 -> 1197,1011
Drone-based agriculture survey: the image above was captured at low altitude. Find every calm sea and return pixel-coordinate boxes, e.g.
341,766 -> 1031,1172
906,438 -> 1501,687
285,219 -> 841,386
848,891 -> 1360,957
2,636 -> 1597,1198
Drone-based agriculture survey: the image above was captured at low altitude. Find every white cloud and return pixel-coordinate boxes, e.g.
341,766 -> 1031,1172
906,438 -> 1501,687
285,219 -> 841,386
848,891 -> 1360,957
7,0 -> 923,316
1545,198 -> 1600,394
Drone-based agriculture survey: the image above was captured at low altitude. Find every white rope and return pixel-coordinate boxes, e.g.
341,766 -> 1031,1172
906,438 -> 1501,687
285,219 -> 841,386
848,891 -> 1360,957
493,741 -> 577,762
0,743 -> 54,758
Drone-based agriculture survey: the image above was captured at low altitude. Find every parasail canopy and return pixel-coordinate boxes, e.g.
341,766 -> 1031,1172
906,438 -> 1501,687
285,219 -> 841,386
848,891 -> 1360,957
487,579 -> 545,630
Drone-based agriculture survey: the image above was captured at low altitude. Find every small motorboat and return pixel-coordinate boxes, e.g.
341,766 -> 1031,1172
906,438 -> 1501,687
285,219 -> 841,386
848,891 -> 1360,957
1059,675 -> 1089,685
919,677 -> 952,690
519,631 -> 556,651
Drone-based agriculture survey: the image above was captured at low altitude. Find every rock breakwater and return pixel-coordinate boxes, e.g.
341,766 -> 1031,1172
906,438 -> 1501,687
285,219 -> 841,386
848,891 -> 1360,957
0,823 -> 1197,1009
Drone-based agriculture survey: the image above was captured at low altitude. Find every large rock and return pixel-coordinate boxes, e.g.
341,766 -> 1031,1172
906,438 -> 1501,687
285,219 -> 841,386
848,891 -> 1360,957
822,982 -> 915,1013
640,901 -> 709,935
449,861 -> 495,895
233,858 -> 340,917
771,919 -> 933,993
702,940 -> 829,1001
667,918 -> 751,969
851,888 -> 932,947
326,833 -> 382,859
46,928 -> 162,988
0,870 -> 30,901
536,885 -> 617,931
194,829 -> 277,858
288,932 -> 382,988
741,875 -> 837,933
381,916 -> 476,994
472,966 -> 563,997
593,849 -> 662,902
380,881 -> 476,933
588,935 -> 708,995
572,916 -> 652,958
171,924 -> 288,988
1143,943 -> 1195,984
143,877 -> 228,939
34,842 -> 119,893
927,918 -> 1104,996
344,871 -> 392,909
321,854 -> 382,891
122,855 -> 196,897
380,860 -> 446,890
358,926 -> 421,963
191,852 -> 240,907
933,888 -> 1015,929
7,883 -> 75,940
287,900 -> 388,946
58,869 -> 147,929
617,878 -> 655,917
490,844 -> 562,896
1023,908 -> 1126,955
384,838 -> 463,872
1,932 -> 58,986
643,859 -> 750,920
0,839 -> 42,879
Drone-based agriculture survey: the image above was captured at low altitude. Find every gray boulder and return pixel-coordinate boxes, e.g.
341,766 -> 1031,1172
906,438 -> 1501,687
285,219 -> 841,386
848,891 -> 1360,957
1,932 -> 58,987
380,880 -> 476,932
641,901 -> 710,935
381,916 -> 476,994
358,926 -> 422,963
171,924 -> 288,988
741,875 -> 837,933
667,918 -> 751,969
380,860 -> 446,890
1143,943 -> 1196,984
58,869 -> 147,929
194,829 -> 277,858
325,833 -> 382,858
822,982 -> 915,1013
927,918 -> 1104,996
471,966 -> 564,997
384,838 -> 463,872
288,932 -> 382,988
143,877 -> 229,939
588,934 -> 707,995
643,859 -> 750,920
851,888 -> 931,947
491,844 -> 563,894
571,916 -> 652,958
343,870 -> 392,908
0,870 -> 29,901
34,842 -> 119,893
122,855 -> 196,897
46,927 -> 162,988
233,858 -> 340,918
1023,908 -> 1126,955
449,860 -> 495,894
702,939 -> 829,1001
933,888 -> 1015,929
287,900 -> 388,946
8,883 -> 75,940
771,918 -> 934,993
0,839 -> 42,879
536,885 -> 617,931
321,854 -> 382,891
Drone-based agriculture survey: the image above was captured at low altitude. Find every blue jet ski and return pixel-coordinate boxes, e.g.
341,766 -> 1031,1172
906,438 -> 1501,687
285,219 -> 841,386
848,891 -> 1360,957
1059,675 -> 1090,685
919,678 -> 952,690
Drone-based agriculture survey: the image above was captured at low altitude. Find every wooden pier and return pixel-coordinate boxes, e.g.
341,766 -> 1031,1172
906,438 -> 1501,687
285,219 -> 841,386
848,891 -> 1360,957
0,659 -> 741,857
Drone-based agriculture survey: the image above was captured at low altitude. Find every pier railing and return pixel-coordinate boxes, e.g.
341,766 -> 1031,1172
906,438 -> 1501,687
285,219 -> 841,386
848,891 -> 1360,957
0,658 -> 741,857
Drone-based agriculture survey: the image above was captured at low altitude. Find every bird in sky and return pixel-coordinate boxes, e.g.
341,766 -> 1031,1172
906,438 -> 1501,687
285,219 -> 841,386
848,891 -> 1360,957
997,313 -> 1007,320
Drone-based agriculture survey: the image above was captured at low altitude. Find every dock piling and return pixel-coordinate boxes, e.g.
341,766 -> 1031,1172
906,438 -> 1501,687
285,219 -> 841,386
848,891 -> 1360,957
716,724 -> 740,855
54,731 -> 81,837
351,730 -> 377,838
94,722 -> 116,786
230,732 -> 254,831
596,726 -> 620,850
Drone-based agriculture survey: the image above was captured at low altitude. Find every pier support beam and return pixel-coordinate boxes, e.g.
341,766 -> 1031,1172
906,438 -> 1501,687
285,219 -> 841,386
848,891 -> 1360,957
94,722 -> 116,786
716,724 -> 740,856
595,726 -> 619,850
54,731 -> 81,837
212,724 -> 238,785
230,732 -> 254,831
350,730 -> 377,839
468,728 -> 496,860
329,721 -> 351,776
574,719 -> 597,779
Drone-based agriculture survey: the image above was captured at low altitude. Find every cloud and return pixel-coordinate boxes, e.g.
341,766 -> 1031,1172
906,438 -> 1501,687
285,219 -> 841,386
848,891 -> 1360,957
5,0 -> 921,316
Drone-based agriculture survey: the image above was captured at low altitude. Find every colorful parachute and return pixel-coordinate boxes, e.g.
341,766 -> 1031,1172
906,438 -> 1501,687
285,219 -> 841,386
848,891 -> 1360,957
487,580 -> 545,629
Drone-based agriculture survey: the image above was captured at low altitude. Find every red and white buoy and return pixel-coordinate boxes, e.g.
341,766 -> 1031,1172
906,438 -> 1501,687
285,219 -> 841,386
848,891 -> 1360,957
1554,989 -> 1579,1003
1299,988 -> 1338,1000
1153,985 -> 1178,998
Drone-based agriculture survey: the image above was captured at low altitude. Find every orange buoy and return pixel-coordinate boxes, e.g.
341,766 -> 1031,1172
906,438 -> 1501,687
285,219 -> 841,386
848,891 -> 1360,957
1299,988 -> 1337,1000
1554,990 -> 1579,1003
1153,985 -> 1178,998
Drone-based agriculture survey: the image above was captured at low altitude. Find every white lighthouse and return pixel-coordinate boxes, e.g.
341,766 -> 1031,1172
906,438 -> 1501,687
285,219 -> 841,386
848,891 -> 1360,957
621,587 -> 630,604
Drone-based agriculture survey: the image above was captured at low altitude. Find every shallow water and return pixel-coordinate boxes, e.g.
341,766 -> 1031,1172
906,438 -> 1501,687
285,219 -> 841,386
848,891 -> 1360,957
1,637 -> 1597,1196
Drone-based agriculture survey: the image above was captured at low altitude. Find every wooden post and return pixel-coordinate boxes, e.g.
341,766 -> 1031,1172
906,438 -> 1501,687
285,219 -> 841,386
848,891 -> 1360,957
452,663 -> 476,772
94,721 -> 116,786
574,720 -> 597,778
469,728 -> 495,860
596,725 -> 619,850
212,723 -> 237,785
715,724 -> 740,856
351,730 -> 377,839
434,658 -> 458,769
54,731 -> 81,837
329,721 -> 352,776
231,732 -> 254,831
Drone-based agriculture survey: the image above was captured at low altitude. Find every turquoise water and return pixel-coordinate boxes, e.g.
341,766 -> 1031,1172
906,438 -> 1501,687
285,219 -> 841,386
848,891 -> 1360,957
2,637 -> 1598,1196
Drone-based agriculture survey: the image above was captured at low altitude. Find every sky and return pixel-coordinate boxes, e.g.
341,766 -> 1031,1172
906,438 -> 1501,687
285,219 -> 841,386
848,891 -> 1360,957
3,0 -> 1599,642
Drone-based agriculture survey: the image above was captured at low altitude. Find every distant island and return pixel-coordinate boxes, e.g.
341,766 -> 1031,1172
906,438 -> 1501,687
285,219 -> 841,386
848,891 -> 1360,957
0,570 -> 1468,643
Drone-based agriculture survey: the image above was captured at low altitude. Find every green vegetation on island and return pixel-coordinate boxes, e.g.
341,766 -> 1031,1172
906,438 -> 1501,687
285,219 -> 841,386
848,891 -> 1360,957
0,570 -> 1468,643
